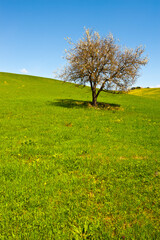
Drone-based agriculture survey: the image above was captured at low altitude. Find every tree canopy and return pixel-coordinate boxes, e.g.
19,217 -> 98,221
60,29 -> 148,106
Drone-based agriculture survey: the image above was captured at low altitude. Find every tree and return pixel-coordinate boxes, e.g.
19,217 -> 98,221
59,29 -> 148,106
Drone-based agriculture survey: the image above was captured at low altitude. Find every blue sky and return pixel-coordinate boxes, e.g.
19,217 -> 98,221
0,0 -> 160,87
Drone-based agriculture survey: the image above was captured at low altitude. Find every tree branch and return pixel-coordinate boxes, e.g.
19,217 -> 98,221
96,79 -> 109,98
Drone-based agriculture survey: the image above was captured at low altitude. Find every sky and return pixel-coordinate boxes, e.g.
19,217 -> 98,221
0,0 -> 160,88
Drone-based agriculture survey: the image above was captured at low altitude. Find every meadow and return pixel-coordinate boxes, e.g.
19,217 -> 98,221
0,72 -> 160,239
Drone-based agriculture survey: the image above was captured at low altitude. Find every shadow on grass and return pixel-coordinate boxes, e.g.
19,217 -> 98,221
47,99 -> 120,110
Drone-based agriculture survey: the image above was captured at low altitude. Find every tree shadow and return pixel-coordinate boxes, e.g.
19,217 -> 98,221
47,99 -> 120,110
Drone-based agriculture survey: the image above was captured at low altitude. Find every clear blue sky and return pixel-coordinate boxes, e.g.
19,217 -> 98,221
0,0 -> 160,87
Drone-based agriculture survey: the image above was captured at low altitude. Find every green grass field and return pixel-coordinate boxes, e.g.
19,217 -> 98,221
129,87 -> 160,99
0,72 -> 160,239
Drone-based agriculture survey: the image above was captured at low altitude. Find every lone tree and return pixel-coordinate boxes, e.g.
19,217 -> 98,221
60,29 -> 148,106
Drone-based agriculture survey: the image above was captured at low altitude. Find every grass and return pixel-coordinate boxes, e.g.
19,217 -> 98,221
129,87 -> 160,99
0,72 -> 160,239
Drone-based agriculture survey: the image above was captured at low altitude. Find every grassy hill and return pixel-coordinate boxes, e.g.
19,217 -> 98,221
0,72 -> 160,239
129,87 -> 160,99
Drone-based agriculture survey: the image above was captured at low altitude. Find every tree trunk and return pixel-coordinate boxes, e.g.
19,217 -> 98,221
92,87 -> 97,106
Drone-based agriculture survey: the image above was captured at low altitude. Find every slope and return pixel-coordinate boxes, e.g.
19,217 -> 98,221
0,72 -> 160,239
129,87 -> 160,99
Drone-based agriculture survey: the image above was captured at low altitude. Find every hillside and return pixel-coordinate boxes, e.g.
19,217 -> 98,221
0,72 -> 160,239
129,87 -> 160,99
